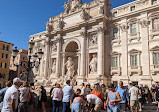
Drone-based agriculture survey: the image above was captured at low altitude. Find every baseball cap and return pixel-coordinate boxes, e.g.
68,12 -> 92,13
13,77 -> 23,83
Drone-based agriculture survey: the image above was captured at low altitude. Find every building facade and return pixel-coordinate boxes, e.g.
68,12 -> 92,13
29,0 -> 159,86
9,49 -> 28,80
0,41 -> 13,88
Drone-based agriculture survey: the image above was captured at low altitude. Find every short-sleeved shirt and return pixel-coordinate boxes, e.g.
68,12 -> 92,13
129,86 -> 139,101
2,85 -> 19,112
62,85 -> 74,102
81,87 -> 87,95
73,97 -> 83,103
52,88 -> 63,101
87,94 -> 101,104
19,87 -> 30,103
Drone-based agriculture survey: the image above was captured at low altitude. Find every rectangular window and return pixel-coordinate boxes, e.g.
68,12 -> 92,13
113,28 -> 118,40
153,52 -> 159,67
3,44 -> 9,51
113,12 -> 117,17
153,18 -> 159,31
131,23 -> 137,35
152,0 -> 157,5
112,56 -> 118,68
2,53 -> 8,59
0,63 -> 7,68
131,6 -> 135,11
130,54 -> 138,69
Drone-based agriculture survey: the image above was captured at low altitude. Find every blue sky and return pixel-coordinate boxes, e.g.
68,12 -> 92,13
0,0 -> 135,50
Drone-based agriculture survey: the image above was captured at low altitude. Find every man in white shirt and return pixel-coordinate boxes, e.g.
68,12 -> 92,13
2,77 -> 23,112
81,83 -> 87,96
129,84 -> 139,112
85,94 -> 103,112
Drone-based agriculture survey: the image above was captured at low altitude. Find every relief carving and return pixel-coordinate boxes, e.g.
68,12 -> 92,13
89,35 -> 97,46
139,19 -> 150,28
52,43 -> 57,52
46,22 -> 53,32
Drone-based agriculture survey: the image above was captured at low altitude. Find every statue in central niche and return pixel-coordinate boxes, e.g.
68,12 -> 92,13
89,54 -> 97,73
64,57 -> 75,79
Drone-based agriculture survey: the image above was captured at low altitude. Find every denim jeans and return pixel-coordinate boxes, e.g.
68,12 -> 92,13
62,102 -> 71,112
52,100 -> 61,112
71,102 -> 81,112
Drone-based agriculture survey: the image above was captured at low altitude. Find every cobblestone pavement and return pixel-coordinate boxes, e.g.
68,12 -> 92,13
36,101 -> 158,112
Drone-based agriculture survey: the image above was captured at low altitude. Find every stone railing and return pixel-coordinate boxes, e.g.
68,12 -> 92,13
128,65 -> 142,76
111,67 -> 121,76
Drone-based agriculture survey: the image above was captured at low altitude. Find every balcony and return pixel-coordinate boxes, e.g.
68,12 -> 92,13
111,67 -> 121,76
151,65 -> 159,75
128,66 -> 142,76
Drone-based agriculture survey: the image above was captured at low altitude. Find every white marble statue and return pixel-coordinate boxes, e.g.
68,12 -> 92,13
52,60 -> 56,73
64,57 -> 75,79
89,54 -> 97,73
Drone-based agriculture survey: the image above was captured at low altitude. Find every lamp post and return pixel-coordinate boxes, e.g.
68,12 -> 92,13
12,42 -> 43,82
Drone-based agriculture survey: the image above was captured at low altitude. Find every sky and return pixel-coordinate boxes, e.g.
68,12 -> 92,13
0,0 -> 135,50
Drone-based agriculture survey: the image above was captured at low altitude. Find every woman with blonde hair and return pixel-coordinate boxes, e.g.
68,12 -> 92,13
91,83 -> 104,100
52,83 -> 63,112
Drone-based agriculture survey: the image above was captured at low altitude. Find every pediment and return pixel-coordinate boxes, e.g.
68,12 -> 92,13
150,46 -> 159,51
148,11 -> 159,18
129,49 -> 141,53
111,51 -> 121,55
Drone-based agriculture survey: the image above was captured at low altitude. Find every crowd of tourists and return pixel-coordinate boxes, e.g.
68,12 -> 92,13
0,77 -> 159,112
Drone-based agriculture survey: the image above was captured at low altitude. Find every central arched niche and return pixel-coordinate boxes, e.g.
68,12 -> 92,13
65,41 -> 78,52
64,41 -> 79,77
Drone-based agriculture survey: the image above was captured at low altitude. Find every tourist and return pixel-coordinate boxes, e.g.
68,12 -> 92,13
115,81 -> 129,112
85,94 -> 103,112
136,85 -> 142,111
139,84 -> 145,106
39,86 -> 47,112
81,83 -> 86,96
51,83 -> 63,112
101,84 -> 107,100
0,81 -> 12,111
2,77 -> 23,112
144,85 -> 150,103
86,83 -> 92,95
105,84 -> 121,112
155,83 -> 159,111
62,80 -> 74,112
71,95 -> 84,112
18,82 -> 30,112
151,84 -> 156,103
91,83 -> 104,100
129,83 -> 139,112
70,89 -> 81,107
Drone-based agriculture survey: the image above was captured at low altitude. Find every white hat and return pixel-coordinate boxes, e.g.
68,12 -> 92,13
13,77 -> 23,83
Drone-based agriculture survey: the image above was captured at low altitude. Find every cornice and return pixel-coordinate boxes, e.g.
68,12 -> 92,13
112,4 -> 159,21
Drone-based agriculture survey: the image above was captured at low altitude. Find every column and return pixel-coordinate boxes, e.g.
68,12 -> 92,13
120,23 -> 129,81
97,26 -> 104,76
56,34 -> 61,77
44,37 -> 50,79
80,27 -> 86,78
77,53 -> 81,76
62,54 -> 66,77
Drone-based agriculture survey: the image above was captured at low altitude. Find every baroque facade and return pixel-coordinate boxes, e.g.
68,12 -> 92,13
29,0 -> 159,86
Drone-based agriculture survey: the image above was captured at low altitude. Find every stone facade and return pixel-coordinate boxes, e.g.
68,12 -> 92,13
29,0 -> 159,86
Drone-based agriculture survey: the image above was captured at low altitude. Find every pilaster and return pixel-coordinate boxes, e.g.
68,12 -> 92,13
97,24 -> 104,76
120,23 -> 129,82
